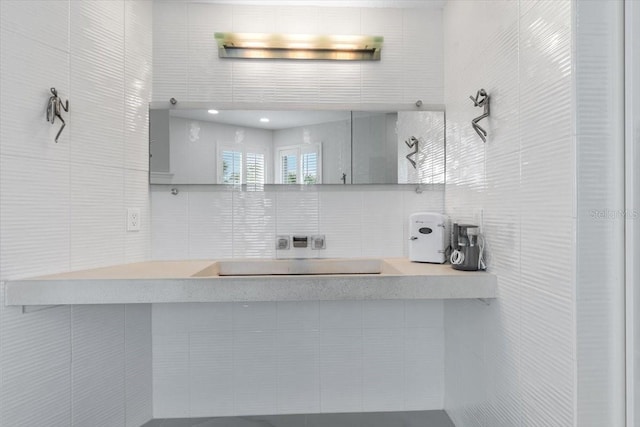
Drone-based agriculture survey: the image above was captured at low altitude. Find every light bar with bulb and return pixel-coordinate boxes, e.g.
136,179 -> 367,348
214,32 -> 383,61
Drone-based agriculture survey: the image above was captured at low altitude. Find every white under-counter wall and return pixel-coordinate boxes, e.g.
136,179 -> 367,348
153,299 -> 445,418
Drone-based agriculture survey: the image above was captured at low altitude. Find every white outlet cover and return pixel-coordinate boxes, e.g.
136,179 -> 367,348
127,208 -> 141,232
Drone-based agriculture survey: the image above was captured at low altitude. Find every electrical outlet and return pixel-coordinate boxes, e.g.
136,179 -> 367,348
127,208 -> 141,232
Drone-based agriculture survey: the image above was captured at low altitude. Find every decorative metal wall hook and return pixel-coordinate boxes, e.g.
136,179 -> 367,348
404,136 -> 419,169
46,87 -> 69,143
469,89 -> 490,142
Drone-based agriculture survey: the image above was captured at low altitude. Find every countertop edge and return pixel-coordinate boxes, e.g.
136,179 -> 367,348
5,273 -> 497,306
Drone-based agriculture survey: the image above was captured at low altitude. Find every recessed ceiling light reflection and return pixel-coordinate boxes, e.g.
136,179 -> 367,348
260,117 -> 270,123
208,109 -> 219,114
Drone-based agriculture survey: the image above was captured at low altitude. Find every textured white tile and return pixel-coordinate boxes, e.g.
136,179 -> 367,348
0,30 -> 70,161
0,302 -> 71,426
361,8 -> 403,103
152,303 -> 193,335
361,190 -> 404,257
125,304 -> 153,427
71,305 -> 126,427
404,300 -> 444,329
362,300 -> 404,329
231,61 -> 277,104
401,9 -> 444,103
70,163 -> 125,270
151,187 -> 189,260
233,331 -> 278,415
188,302 -> 234,332
277,301 -> 320,331
0,0 -> 69,51
69,0 -> 125,169
231,5 -> 278,33
0,156 -> 70,280
124,71 -> 151,172
484,149 -> 521,274
443,0 -> 575,425
124,0 -> 153,172
316,7 -> 360,34
275,190 -> 319,236
276,330 -> 320,413
152,1 -> 188,102
519,1 -> 572,150
520,287 -> 574,427
404,328 -> 444,410
189,331 -> 234,417
233,302 -> 278,331
319,191 -> 362,258
188,190 -> 233,259
233,190 -> 276,258
186,4 -> 233,102
319,300 -> 362,330
153,334 -> 190,418
125,169 -> 151,263
275,5 -> 320,33
520,139 -> 574,299
319,329 -> 362,413
362,329 -> 404,411
315,61 -> 362,104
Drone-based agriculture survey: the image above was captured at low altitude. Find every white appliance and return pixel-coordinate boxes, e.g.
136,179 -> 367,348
408,212 -> 449,263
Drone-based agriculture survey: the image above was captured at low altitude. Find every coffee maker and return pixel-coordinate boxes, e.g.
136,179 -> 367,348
450,223 -> 485,271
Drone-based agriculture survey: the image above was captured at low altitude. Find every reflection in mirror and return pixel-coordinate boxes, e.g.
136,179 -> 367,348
149,108 -> 444,186
350,110 -> 445,184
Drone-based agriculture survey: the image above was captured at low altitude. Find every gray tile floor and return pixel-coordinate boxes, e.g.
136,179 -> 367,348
142,410 -> 455,427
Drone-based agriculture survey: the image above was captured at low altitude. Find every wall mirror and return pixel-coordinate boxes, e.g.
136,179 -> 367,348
149,108 -> 444,186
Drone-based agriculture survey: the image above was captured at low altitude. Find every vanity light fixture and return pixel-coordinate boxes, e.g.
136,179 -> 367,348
208,109 -> 219,114
214,32 -> 383,61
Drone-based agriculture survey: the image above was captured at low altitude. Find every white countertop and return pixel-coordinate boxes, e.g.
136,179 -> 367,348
4,258 -> 497,306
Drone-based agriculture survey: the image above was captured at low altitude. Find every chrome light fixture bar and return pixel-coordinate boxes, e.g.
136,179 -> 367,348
214,32 -> 383,61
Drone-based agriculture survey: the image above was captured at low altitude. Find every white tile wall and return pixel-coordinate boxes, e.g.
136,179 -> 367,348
443,1 -> 577,427
152,186 -> 444,260
152,299 -> 444,418
0,0 -> 152,425
152,2 -> 443,105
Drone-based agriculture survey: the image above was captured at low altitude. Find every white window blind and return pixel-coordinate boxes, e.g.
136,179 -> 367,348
302,152 -> 318,184
281,153 -> 298,184
246,152 -> 265,191
222,150 -> 242,184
